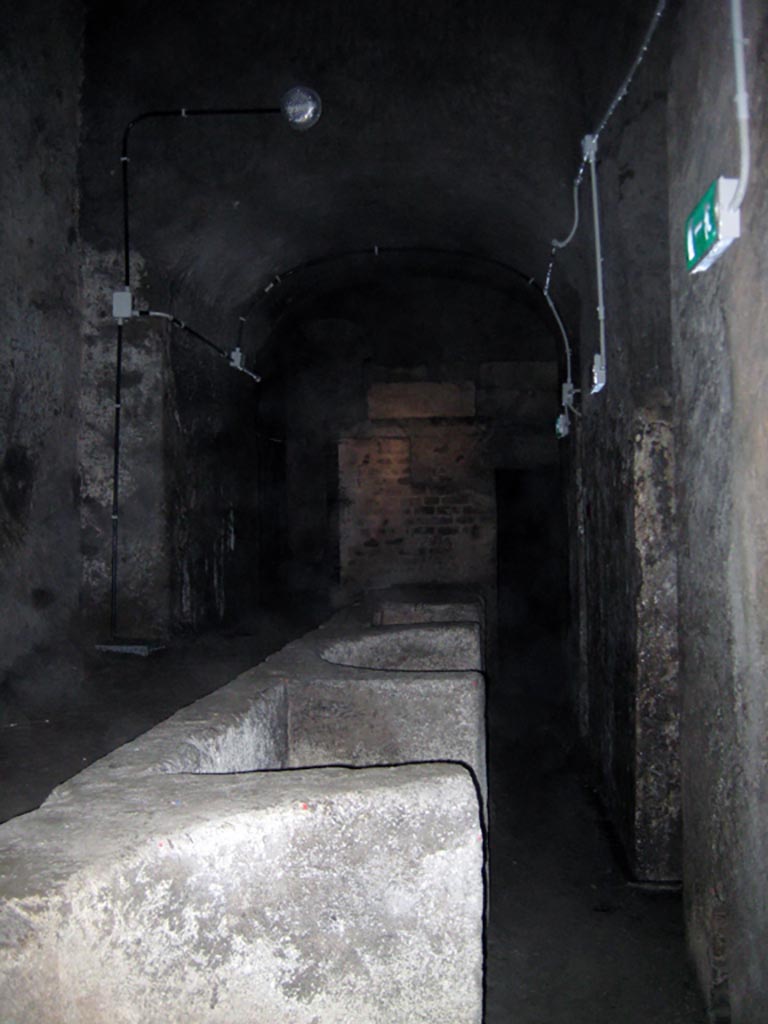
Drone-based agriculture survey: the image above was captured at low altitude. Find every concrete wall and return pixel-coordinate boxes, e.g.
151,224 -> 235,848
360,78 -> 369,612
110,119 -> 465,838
668,0 -> 768,1018
0,1 -> 84,692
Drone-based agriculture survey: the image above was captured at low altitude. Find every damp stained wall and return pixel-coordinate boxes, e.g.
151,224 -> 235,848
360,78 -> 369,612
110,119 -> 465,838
668,0 -> 768,1018
570,27 -> 682,884
0,0 -> 84,682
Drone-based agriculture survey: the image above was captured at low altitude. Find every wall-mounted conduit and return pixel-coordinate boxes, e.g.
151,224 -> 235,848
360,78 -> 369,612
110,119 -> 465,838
729,0 -> 750,213
103,90 -> 320,647
545,0 -> 668,403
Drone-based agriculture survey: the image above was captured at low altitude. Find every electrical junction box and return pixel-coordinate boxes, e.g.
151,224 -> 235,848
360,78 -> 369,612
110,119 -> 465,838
685,177 -> 740,273
112,288 -> 133,320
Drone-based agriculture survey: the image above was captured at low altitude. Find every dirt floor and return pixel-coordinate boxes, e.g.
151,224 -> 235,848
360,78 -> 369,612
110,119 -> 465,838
0,608 -> 706,1022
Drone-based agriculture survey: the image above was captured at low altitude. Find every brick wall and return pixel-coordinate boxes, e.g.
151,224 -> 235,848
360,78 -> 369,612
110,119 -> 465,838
338,425 -> 495,593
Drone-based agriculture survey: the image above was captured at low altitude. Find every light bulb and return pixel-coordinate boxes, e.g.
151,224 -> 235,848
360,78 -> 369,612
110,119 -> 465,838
281,86 -> 322,131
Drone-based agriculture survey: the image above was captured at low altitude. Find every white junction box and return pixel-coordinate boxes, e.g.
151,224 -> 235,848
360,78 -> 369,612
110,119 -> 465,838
112,288 -> 133,320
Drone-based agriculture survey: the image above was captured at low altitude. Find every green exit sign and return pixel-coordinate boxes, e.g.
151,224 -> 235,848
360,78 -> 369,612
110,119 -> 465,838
685,177 -> 740,273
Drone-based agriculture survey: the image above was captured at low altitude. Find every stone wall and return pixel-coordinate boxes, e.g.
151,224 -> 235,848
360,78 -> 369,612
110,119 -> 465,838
76,63 -> 268,636
78,249 -> 169,637
0,1 -> 84,691
164,313 -> 264,632
569,28 -> 682,882
668,0 -> 768,1017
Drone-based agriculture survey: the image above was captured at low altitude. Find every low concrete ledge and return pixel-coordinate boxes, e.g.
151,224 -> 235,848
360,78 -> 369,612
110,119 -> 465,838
1,764 -> 483,1024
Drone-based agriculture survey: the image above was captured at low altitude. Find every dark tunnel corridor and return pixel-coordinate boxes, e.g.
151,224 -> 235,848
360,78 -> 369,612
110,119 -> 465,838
2,0 -> 768,1019
0,524 -> 706,1022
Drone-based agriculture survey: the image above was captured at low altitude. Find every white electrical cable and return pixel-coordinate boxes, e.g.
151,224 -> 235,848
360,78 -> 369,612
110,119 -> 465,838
730,0 -> 750,211
585,137 -> 607,394
543,289 -> 573,390
548,0 -> 668,262
546,0 -> 667,408
552,180 -> 581,250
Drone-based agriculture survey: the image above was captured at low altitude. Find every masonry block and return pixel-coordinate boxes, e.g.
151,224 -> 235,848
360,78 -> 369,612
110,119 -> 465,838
368,381 -> 476,419
0,605 -> 487,1023
0,766 -> 483,1024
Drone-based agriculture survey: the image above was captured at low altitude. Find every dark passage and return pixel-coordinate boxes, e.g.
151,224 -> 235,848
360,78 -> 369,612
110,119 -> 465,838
487,468 -> 705,1021
3,0 -> 767,1016
1,606 -> 705,1022
495,467 -> 570,700
486,692 -> 705,1022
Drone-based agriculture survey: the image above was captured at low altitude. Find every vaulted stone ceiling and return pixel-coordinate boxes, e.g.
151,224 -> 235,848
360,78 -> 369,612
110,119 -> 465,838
81,0 -> 662,340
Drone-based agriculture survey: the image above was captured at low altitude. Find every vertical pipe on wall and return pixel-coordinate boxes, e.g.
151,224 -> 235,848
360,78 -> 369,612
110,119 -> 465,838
729,0 -> 750,211
584,135 -> 607,394
109,323 -> 124,637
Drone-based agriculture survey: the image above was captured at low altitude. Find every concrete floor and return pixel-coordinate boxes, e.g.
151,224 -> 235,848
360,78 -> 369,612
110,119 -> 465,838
0,611 -> 706,1022
0,605 -> 321,822
486,688 -> 706,1022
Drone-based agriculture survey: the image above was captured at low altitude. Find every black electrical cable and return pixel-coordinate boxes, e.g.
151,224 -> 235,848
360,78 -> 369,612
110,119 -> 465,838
109,104 -> 281,639
109,322 -> 124,638
134,310 -> 229,360
243,245 -> 536,320
107,105 -> 572,638
237,244 -> 568,371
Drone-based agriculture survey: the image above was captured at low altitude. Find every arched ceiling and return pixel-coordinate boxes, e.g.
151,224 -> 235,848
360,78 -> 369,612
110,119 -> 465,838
81,0 -> 664,332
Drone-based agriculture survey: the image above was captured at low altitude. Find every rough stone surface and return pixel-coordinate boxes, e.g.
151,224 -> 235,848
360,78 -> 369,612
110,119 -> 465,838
0,0 -> 83,679
45,609 -> 487,806
320,622 -> 483,672
632,414 -> 680,881
372,596 -> 484,628
0,606 -> 487,1021
9,0 -> 768,1015
368,380 -> 477,419
288,673 -> 486,802
569,26 -> 681,884
668,0 -> 768,1018
0,765 -> 483,1024
79,246 -> 170,635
